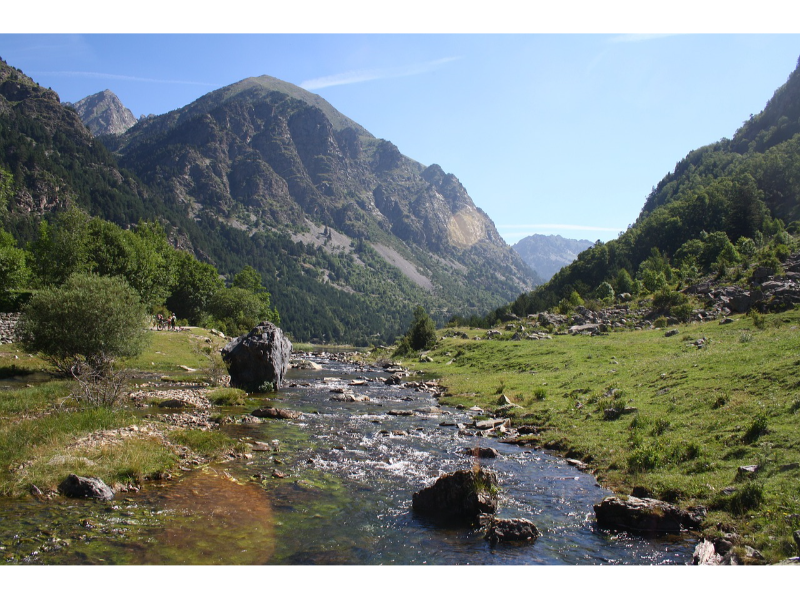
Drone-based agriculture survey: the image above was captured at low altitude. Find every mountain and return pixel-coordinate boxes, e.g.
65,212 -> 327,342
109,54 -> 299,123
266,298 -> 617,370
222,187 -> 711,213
0,60 -> 538,344
103,75 -> 540,339
65,90 -> 137,136
0,59 -> 161,242
497,56 -> 800,319
513,234 -> 593,281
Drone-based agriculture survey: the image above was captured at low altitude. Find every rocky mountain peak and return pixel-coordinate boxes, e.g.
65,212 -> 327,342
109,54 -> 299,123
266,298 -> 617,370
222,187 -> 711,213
66,89 -> 137,136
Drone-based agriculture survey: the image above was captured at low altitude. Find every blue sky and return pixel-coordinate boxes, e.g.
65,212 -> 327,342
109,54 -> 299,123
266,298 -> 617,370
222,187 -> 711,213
2,10 -> 800,245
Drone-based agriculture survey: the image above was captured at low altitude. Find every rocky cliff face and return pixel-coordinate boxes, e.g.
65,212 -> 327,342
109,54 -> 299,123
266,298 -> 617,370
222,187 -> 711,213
513,234 -> 593,281
66,90 -> 137,136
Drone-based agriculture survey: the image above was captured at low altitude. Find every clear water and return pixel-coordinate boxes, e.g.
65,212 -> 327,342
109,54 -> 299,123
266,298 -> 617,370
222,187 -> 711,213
0,355 -> 696,565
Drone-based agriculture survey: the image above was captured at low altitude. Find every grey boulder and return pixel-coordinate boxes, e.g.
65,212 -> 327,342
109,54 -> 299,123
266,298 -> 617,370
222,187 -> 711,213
58,474 -> 115,501
221,321 -> 292,391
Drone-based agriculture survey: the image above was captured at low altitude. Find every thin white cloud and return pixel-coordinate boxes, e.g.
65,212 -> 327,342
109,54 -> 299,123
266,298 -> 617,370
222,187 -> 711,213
5,35 -> 94,61
607,33 -> 679,43
499,224 -> 622,232
35,70 -> 213,86
300,56 -> 461,91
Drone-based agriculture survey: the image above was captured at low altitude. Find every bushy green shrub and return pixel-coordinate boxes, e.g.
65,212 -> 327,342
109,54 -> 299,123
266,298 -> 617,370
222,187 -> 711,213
652,289 -> 690,314
208,387 -> 248,406
595,282 -> 614,301
393,306 -> 437,356
627,442 -> 664,472
743,413 -> 769,443
714,482 -> 764,515
206,286 -> 279,337
18,273 -> 149,374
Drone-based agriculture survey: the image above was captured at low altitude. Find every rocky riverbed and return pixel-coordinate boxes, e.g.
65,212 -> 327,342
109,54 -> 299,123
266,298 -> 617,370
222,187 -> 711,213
0,353 -> 700,565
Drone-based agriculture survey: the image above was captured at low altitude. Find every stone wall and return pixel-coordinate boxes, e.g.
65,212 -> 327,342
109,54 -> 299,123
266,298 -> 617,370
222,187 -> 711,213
0,313 -> 20,344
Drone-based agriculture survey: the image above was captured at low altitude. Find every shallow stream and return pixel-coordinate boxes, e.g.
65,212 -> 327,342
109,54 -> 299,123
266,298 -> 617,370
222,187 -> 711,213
0,356 -> 696,565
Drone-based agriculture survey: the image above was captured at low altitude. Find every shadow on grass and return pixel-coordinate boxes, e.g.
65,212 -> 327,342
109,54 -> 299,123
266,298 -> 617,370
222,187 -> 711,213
0,365 -> 37,378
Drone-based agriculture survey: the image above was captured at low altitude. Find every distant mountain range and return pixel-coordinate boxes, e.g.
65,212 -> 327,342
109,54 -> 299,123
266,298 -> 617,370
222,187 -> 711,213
512,234 -> 593,281
0,60 -> 540,343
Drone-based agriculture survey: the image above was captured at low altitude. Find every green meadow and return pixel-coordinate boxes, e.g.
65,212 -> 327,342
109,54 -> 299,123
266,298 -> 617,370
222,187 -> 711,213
0,328 -> 236,497
404,310 -> 800,562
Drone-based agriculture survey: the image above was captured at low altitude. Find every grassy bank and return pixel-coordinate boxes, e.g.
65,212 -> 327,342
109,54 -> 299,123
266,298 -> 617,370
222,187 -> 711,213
403,309 -> 800,562
0,328 -> 240,497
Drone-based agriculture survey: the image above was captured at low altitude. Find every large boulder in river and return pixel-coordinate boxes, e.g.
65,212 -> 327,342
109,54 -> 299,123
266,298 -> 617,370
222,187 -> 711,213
58,474 -> 114,501
412,468 -> 498,522
221,322 -> 292,391
594,495 -> 705,535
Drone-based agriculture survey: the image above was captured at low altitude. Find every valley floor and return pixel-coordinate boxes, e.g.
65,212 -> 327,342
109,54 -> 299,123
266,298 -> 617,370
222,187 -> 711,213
3,316 -> 800,563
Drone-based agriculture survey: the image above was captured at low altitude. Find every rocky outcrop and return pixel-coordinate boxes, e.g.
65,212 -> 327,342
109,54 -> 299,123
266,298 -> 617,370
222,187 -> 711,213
0,312 -> 20,344
58,474 -> 115,501
221,321 -> 292,391
684,252 -> 800,316
0,59 -> 145,218
412,468 -> 498,521
330,392 -> 370,402
692,535 -> 749,565
593,495 -> 705,535
292,359 -> 322,370
66,90 -> 137,136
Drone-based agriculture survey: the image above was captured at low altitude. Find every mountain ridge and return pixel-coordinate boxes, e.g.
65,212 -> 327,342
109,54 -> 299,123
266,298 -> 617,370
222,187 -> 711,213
513,234 -> 593,282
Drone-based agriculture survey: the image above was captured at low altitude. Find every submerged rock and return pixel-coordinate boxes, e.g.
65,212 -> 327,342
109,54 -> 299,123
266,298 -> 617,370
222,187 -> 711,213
222,321 -> 292,391
159,399 -> 194,408
593,495 -> 705,535
330,393 -> 370,402
251,407 -> 301,420
412,468 -> 498,521
484,517 -> 540,544
293,360 -> 322,370
463,447 -> 500,459
58,474 -> 115,501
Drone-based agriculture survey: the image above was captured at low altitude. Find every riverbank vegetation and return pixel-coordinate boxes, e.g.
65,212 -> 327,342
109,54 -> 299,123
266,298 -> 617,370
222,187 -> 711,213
404,309 -> 800,562
0,328 -> 241,497
0,205 -> 279,338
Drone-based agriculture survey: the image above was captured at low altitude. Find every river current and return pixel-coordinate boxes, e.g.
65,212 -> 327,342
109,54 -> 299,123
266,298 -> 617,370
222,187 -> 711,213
0,355 -> 696,565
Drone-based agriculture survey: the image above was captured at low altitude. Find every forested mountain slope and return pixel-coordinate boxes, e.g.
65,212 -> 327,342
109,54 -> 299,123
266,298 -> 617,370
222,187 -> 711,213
497,56 -> 800,320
